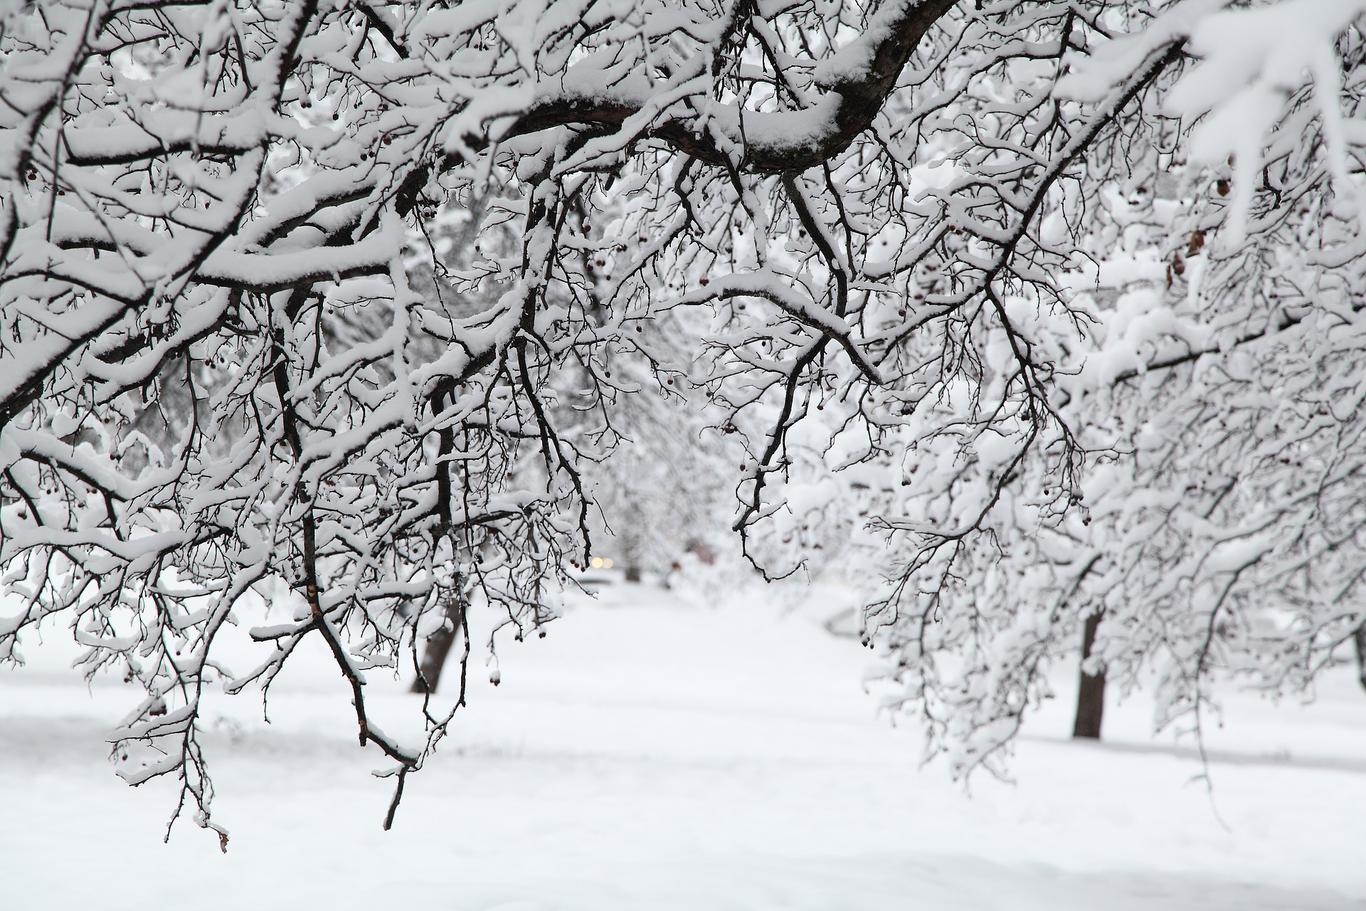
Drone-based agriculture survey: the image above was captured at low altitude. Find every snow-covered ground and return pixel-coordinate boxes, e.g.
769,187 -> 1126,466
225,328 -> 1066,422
3,581 -> 1365,910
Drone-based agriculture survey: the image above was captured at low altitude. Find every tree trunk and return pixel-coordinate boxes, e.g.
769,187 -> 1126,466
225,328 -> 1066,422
1355,622 -> 1366,694
622,533 -> 643,583
411,593 -> 464,695
1072,611 -> 1106,740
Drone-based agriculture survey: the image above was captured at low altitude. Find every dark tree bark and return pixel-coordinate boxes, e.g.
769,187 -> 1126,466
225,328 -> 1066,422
1072,611 -> 1107,740
411,592 -> 465,695
1355,623 -> 1366,694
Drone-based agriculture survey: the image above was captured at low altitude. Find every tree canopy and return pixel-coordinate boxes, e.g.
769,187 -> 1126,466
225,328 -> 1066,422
3,0 -> 1365,837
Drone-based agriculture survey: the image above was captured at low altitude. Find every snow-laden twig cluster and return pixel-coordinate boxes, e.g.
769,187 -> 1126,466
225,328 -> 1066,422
2,0 -> 1365,835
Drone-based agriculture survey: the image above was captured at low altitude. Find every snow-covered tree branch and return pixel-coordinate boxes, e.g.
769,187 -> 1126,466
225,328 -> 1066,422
3,0 -> 1365,838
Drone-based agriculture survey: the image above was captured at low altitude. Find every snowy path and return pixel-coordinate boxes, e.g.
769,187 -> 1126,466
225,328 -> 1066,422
3,584 -> 1365,910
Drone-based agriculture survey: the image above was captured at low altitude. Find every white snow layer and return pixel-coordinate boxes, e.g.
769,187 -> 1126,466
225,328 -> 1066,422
2,581 -> 1364,910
